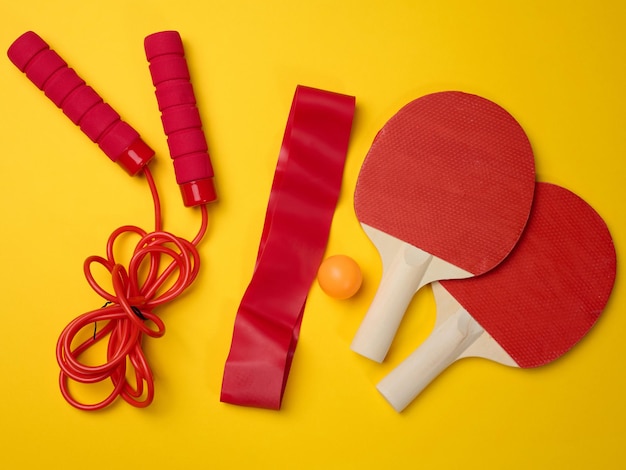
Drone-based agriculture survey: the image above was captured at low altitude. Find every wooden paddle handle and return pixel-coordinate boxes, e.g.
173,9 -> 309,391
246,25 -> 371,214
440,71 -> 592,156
376,307 -> 483,412
351,243 -> 431,362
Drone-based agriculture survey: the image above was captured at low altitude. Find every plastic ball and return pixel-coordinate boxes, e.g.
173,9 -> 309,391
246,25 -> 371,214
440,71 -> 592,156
317,255 -> 362,299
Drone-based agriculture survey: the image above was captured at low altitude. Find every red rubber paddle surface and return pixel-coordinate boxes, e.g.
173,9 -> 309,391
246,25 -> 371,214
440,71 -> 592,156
355,91 -> 536,275
440,182 -> 617,367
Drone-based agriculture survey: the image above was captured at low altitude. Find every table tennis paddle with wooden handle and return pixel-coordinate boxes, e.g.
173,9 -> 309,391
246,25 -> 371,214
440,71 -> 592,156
377,182 -> 617,412
351,91 -> 536,362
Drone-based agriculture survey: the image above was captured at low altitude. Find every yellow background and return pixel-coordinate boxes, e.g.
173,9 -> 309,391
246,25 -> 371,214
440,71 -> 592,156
1,1 -> 624,468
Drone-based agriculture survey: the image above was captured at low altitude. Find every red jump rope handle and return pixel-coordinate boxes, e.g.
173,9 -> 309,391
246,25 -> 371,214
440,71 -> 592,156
7,31 -> 154,176
144,31 -> 217,206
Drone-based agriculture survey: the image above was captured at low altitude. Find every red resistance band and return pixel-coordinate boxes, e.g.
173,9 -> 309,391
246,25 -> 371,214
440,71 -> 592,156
220,85 -> 355,409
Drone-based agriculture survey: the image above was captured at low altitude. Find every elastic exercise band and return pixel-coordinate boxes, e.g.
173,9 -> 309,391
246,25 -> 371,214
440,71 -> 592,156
220,85 -> 355,409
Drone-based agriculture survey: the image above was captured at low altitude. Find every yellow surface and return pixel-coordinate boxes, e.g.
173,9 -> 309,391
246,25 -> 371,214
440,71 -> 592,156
1,1 -> 624,468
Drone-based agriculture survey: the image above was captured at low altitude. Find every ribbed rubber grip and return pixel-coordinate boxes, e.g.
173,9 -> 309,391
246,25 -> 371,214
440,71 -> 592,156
144,31 -> 217,206
7,31 -> 154,176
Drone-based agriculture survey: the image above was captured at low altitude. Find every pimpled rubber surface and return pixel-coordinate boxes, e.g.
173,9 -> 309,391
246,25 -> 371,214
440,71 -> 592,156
355,91 -> 536,275
440,183 -> 617,367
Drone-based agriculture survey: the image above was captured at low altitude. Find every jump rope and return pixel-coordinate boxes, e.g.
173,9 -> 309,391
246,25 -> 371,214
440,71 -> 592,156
8,31 -> 217,410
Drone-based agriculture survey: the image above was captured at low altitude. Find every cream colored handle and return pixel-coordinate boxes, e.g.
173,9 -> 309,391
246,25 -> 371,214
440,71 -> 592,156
376,307 -> 484,412
351,244 -> 432,362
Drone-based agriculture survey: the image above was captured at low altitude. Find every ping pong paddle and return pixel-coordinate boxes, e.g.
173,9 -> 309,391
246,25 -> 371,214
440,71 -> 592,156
377,182 -> 617,412
351,91 -> 536,362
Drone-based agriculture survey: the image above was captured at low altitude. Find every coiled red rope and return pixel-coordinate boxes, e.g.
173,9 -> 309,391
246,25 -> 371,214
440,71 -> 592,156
56,167 -> 208,410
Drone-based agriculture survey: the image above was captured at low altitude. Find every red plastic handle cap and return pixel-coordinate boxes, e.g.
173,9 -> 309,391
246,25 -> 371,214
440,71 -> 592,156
7,31 -> 154,176
145,31 -> 216,205
179,178 -> 218,207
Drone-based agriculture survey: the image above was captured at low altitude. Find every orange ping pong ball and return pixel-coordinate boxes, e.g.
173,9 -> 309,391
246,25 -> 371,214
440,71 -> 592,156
317,255 -> 362,299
